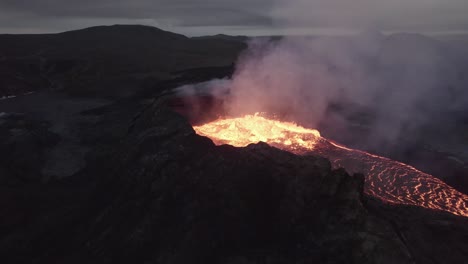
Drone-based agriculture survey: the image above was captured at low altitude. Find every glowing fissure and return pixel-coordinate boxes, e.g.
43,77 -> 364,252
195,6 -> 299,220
193,113 -> 468,217
193,113 -> 321,151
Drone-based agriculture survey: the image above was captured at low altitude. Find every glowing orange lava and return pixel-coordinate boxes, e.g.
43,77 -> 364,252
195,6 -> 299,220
194,113 -> 468,218
194,113 -> 321,151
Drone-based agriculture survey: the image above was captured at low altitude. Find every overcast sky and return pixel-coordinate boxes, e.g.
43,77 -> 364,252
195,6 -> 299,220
1,0 -> 468,36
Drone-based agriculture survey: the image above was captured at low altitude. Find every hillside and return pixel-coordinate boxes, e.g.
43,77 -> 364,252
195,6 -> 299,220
1,97 -> 467,263
0,25 -> 246,97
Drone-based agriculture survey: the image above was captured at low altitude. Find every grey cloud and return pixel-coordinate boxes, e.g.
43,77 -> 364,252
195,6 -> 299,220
271,0 -> 468,31
0,0 -> 274,34
0,0 -> 272,23
1,0 -> 468,34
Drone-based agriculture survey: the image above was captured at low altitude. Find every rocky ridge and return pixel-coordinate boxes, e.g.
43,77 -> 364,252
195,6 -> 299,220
2,98 -> 467,263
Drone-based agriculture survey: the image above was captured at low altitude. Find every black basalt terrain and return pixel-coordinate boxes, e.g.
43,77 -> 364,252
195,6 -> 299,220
81,99 -> 411,264
0,113 -> 60,183
2,97 -> 467,264
0,25 -> 246,98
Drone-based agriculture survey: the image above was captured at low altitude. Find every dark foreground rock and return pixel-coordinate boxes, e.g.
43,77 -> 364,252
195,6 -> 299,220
0,98 -> 467,264
0,113 -> 59,183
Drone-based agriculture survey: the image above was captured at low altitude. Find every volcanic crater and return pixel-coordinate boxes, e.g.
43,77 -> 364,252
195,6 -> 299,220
170,94 -> 468,218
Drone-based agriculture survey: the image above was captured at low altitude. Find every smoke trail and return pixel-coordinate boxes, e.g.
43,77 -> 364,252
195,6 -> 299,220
178,0 -> 468,155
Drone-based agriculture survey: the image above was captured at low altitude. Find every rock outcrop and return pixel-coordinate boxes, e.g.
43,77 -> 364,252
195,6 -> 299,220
1,98 -> 467,264
0,113 -> 59,183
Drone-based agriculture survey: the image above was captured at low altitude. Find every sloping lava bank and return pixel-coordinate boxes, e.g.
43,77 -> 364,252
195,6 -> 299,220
2,98 -> 468,264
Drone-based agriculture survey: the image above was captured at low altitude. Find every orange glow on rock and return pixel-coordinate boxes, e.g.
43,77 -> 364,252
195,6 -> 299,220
193,113 -> 468,218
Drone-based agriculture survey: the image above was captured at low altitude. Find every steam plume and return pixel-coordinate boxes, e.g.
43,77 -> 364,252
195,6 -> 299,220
178,1 -> 468,155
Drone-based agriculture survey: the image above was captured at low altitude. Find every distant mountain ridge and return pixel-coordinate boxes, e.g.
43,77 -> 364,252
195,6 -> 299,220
0,25 -> 246,97
192,33 -> 248,42
2,25 -> 468,99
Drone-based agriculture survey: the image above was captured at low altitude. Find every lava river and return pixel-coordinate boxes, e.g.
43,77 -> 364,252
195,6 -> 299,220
193,113 -> 468,217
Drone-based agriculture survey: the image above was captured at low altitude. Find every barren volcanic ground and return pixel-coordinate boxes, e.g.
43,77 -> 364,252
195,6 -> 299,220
0,26 -> 468,263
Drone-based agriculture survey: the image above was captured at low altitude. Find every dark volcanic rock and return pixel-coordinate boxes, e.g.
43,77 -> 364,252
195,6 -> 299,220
63,99 -> 413,263
1,98 -> 467,264
0,25 -> 246,98
366,199 -> 468,264
0,113 -> 59,183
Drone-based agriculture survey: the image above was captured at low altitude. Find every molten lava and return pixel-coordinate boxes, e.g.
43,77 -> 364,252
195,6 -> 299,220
193,113 -> 321,151
194,113 -> 468,218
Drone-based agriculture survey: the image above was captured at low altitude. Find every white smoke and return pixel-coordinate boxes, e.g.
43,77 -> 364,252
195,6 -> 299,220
177,0 -> 468,154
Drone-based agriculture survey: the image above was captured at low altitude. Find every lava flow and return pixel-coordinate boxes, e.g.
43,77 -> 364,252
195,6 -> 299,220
193,113 -> 468,217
